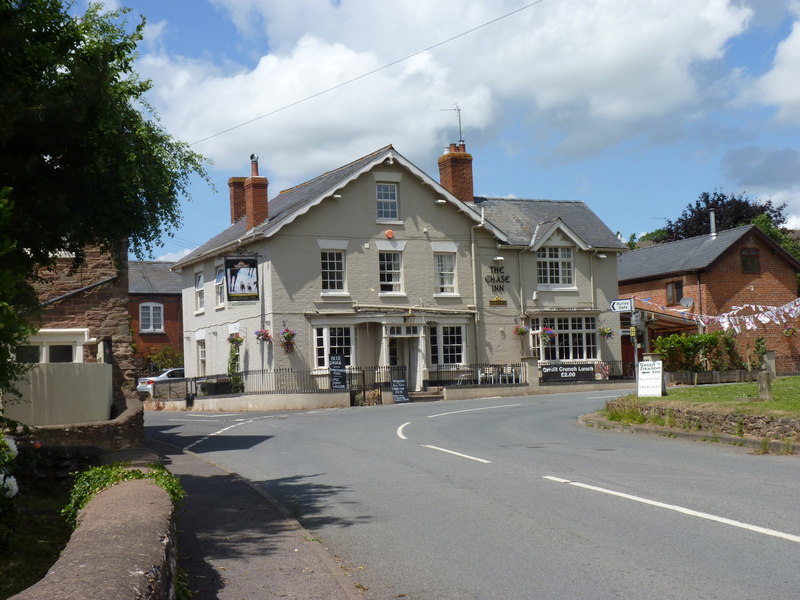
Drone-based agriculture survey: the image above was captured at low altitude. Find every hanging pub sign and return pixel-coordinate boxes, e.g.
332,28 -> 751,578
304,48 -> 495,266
225,257 -> 259,301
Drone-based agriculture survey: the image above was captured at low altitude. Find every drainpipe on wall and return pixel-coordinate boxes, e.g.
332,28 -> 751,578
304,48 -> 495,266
470,207 -> 485,323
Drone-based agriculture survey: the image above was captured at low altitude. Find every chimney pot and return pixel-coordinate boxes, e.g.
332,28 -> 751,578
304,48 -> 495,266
250,153 -> 259,177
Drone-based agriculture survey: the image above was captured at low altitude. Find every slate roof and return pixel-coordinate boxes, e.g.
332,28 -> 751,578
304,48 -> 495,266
129,261 -> 183,294
173,146 -> 396,268
173,145 -> 624,269
474,197 -> 624,249
617,224 -> 796,282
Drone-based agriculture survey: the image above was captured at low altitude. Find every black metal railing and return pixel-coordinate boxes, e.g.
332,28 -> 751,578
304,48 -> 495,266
180,365 -> 408,400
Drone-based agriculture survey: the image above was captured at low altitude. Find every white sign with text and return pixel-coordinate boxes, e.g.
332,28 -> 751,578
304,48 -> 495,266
638,360 -> 665,397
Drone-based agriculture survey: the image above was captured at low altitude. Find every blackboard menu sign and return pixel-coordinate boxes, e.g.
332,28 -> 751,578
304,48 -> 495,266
541,364 -> 595,382
329,354 -> 347,390
391,379 -> 409,403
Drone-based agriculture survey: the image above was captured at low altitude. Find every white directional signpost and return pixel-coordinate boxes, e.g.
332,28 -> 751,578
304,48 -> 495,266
610,298 -> 633,313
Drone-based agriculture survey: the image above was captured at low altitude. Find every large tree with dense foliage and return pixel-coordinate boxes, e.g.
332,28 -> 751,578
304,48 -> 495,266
0,0 -> 208,395
654,191 -> 785,242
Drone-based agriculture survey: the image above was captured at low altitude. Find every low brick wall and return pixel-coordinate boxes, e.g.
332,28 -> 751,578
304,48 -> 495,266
639,405 -> 800,440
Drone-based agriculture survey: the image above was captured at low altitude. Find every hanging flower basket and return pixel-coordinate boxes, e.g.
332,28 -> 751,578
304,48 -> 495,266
279,328 -> 296,353
783,327 -> 797,337
512,325 -> 529,336
254,329 -> 272,343
226,333 -> 244,346
599,327 -> 613,339
541,327 -> 557,346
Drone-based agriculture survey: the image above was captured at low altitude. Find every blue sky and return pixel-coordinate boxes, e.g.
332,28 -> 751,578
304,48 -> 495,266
91,0 -> 800,260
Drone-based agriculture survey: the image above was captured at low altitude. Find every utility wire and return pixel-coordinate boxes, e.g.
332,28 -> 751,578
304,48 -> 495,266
190,0 -> 545,146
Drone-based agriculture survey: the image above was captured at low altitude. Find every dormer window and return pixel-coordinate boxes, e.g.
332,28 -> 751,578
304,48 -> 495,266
536,247 -> 573,286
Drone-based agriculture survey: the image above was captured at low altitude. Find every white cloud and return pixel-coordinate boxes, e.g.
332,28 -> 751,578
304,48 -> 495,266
753,19 -> 800,123
155,248 -> 192,262
137,0 -> 753,183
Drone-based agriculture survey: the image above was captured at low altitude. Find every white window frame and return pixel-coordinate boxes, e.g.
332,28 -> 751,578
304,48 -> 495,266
194,271 -> 205,313
536,247 -> 574,288
378,250 -> 403,295
314,325 -> 354,369
139,302 -> 165,333
197,339 -> 206,376
17,328 -> 92,363
376,183 -> 398,221
429,324 -> 465,366
321,249 -> 346,293
532,316 -> 597,362
214,265 -> 226,307
434,252 -> 457,295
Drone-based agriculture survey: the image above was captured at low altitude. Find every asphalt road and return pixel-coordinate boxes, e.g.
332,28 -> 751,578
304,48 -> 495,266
146,390 -> 800,599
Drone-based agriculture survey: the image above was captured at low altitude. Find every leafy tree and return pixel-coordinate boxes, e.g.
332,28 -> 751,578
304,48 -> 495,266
0,1 -> 208,395
655,191 -> 785,242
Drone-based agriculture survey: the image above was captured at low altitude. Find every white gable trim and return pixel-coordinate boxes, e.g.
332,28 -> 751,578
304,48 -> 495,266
529,218 -> 590,252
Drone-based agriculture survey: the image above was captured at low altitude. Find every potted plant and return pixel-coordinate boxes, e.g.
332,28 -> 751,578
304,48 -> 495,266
784,327 -> 797,337
226,332 -> 244,346
512,324 -> 529,336
254,329 -> 272,343
279,328 -> 296,353
541,327 -> 557,346
599,327 -> 613,339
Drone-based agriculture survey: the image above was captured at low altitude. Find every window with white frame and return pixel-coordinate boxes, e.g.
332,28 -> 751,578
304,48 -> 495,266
376,183 -> 398,220
197,340 -> 206,376
321,250 -> 345,291
315,326 -> 353,368
379,251 -> 402,293
532,316 -> 597,361
536,247 -> 573,286
214,266 -> 226,306
139,302 -> 164,333
194,272 -> 205,312
434,252 -> 456,294
429,324 -> 464,365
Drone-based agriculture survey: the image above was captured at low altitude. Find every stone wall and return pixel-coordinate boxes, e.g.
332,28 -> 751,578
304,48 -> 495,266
11,450 -> 176,600
639,404 -> 800,441
14,397 -> 144,452
32,245 -> 137,417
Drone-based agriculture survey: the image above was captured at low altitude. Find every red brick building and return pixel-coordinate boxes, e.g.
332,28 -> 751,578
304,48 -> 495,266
618,225 -> 800,369
128,261 -> 183,364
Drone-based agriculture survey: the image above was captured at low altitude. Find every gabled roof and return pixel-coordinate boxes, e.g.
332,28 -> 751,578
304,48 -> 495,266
474,198 -> 625,250
618,224 -> 800,282
173,145 -> 505,269
129,261 -> 183,294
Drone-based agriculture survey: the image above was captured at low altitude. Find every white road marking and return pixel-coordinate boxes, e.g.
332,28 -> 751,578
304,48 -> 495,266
428,404 -> 520,419
185,419 -> 255,450
397,422 -> 411,440
421,445 -> 492,463
544,476 -> 800,544
587,395 -> 625,400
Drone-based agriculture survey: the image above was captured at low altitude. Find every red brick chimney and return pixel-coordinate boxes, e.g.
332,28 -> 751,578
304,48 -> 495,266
244,154 -> 269,230
228,177 -> 246,224
438,142 -> 473,203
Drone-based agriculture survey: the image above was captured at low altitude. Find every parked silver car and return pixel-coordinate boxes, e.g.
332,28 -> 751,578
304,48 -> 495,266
136,368 -> 185,395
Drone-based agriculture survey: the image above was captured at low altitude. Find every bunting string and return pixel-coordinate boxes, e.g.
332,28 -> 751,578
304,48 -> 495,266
632,296 -> 800,333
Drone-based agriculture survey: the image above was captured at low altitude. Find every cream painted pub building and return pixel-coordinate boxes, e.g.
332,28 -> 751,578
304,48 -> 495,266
173,143 -> 626,391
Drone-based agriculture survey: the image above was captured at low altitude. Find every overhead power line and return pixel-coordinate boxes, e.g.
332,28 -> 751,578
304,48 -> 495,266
190,0 -> 546,146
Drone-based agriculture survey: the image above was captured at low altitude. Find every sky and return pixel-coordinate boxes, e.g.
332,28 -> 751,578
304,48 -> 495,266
88,0 -> 800,261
